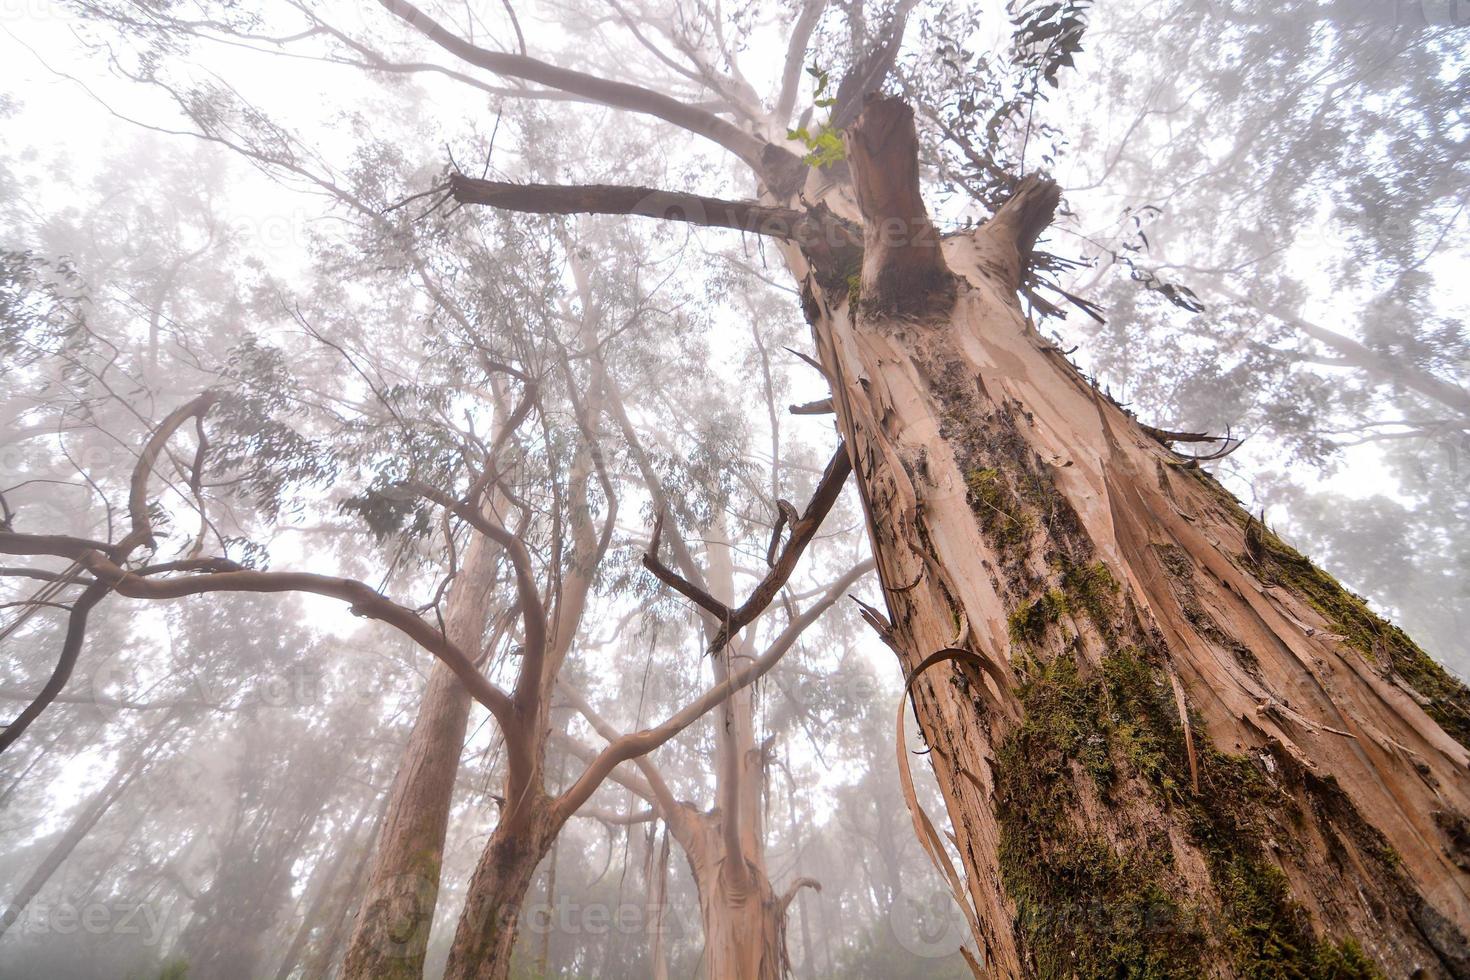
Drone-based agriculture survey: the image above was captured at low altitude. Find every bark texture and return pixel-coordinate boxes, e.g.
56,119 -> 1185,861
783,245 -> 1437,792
441,795 -> 556,980
666,803 -> 789,980
774,96 -> 1470,978
342,531 -> 499,979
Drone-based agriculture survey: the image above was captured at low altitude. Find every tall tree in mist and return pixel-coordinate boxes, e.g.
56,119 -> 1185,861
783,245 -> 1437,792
7,0 -> 1469,976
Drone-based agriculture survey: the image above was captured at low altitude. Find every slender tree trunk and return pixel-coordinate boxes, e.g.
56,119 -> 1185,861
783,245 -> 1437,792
342,531 -> 500,980
537,822 -> 557,974
273,792 -> 384,980
0,716 -> 173,938
647,822 -> 672,980
778,96 -> 1470,976
790,787 -> 816,979
795,880 -> 814,979
176,768 -> 337,980
302,811 -> 383,980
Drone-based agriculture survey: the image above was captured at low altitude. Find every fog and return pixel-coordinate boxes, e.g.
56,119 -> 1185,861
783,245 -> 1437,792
1,1 -> 1464,977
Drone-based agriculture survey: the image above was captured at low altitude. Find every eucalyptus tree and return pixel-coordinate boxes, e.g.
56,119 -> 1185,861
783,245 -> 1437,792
5,85 -> 862,980
567,493 -> 872,978
27,0 -> 1470,976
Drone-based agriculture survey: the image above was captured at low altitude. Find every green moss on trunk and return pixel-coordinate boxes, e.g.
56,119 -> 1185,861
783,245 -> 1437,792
1247,521 -> 1470,751
997,648 -> 1385,979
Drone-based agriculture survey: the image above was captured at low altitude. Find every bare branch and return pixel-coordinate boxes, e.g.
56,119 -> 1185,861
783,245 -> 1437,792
639,442 -> 849,653
641,510 -> 731,621
0,582 -> 107,754
0,394 -> 217,750
446,175 -> 850,245
559,682 -> 682,818
64,549 -> 517,729
707,443 -> 852,652
551,558 -> 874,825
578,805 -> 658,826
121,393 -> 217,554
401,480 -> 548,717
376,0 -> 787,170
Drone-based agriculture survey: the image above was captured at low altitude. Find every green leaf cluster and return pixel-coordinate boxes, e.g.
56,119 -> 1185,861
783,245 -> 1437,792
786,65 -> 847,169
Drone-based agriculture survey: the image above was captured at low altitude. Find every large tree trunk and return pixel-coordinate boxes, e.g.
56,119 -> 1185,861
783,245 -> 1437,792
779,97 -> 1470,977
668,807 -> 789,980
342,531 -> 499,980
441,794 -> 557,980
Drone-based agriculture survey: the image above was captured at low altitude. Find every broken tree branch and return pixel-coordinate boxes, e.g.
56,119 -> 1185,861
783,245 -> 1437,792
1139,423 -> 1217,445
708,444 -> 852,652
642,511 -> 731,621
788,397 -> 834,415
780,876 -> 822,913
977,174 -> 1063,291
446,175 -> 853,247
844,96 -> 953,316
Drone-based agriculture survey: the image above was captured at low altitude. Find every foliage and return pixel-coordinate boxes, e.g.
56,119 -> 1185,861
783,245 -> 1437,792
786,65 -> 847,168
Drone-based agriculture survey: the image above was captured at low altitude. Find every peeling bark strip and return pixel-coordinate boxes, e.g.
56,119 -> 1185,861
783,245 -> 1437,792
779,95 -> 1470,977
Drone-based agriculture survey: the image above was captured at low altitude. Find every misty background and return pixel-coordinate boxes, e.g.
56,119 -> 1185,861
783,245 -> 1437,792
0,0 -> 1464,977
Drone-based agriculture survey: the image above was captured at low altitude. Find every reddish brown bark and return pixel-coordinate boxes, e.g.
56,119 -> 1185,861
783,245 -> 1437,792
768,95 -> 1470,976
440,795 -> 558,980
341,531 -> 500,979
